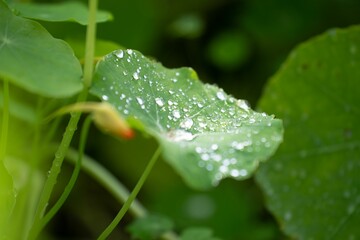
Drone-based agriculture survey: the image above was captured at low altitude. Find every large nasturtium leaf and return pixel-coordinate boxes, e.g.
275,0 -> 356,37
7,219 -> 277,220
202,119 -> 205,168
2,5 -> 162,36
256,26 -> 360,239
0,1 -> 82,98
90,49 -> 283,189
11,1 -> 112,25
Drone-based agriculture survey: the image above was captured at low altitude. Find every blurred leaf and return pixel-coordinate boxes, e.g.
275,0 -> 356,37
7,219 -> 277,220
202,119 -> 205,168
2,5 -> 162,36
0,164 -> 15,238
207,31 -> 251,71
169,13 -> 205,39
0,90 -> 36,123
180,227 -> 221,240
0,1 -> 83,98
90,49 -> 283,190
3,157 -> 44,239
256,26 -> 360,239
127,214 -> 174,240
11,1 -> 112,25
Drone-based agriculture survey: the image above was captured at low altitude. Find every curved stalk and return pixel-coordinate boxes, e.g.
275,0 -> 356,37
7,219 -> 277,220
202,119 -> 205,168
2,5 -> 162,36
97,147 -> 162,240
37,116 -> 92,234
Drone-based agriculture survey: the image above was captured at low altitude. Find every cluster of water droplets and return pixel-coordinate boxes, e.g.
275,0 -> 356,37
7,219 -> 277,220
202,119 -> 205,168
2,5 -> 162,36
92,49 -> 282,186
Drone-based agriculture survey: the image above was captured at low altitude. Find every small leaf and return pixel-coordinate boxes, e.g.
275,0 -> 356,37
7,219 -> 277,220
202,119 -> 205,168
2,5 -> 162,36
180,227 -> 221,240
11,1 -> 112,25
127,214 -> 174,240
0,1 -> 83,98
256,26 -> 360,239
90,49 -> 283,189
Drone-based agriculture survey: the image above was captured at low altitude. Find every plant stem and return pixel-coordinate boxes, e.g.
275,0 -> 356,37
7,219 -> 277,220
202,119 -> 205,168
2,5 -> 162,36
66,148 -> 147,218
0,80 -> 9,162
28,0 -> 98,238
38,116 -> 92,234
65,149 -> 178,240
97,147 -> 162,240
83,0 -> 98,88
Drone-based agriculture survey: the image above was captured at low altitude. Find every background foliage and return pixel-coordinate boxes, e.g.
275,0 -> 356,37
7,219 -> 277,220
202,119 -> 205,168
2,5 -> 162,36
2,0 -> 360,239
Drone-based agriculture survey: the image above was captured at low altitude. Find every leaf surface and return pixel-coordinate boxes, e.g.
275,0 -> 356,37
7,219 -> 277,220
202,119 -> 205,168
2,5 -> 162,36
11,1 -> 112,25
0,1 -> 82,98
91,49 -> 283,189
256,26 -> 360,239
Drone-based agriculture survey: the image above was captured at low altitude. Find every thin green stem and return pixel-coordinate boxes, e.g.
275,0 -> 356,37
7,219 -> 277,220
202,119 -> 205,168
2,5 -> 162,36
66,148 -> 147,218
0,80 -> 9,162
83,0 -> 98,88
37,116 -> 92,234
28,0 -> 98,238
97,147 -> 162,240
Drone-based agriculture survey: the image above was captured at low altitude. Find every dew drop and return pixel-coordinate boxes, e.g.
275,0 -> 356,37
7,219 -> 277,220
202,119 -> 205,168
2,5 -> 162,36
115,50 -> 124,58
155,97 -> 164,107
219,165 -> 228,173
173,110 -> 181,119
201,153 -> 210,161
167,129 -> 196,141
102,95 -> 109,101
127,49 -> 133,55
133,72 -> 139,80
230,169 -> 240,177
195,147 -> 203,153
237,100 -> 250,111
216,91 -> 226,101
211,144 -> 218,151
136,97 -> 144,105
231,140 -> 252,150
180,118 -> 194,129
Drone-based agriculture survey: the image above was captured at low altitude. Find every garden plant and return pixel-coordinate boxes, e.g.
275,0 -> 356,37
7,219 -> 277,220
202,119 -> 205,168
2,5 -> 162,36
0,0 -> 359,239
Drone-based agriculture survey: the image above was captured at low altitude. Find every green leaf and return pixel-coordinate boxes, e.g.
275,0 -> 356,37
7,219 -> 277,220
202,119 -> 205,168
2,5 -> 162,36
0,1 -> 83,98
256,26 -> 360,239
11,1 -> 112,25
127,214 -> 174,240
90,49 -> 283,189
180,227 -> 221,240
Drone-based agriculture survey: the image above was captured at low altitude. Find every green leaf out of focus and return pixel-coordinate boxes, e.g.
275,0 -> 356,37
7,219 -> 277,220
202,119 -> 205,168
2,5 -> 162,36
127,214 -> 174,240
90,49 -> 283,190
11,1 -> 113,25
207,31 -> 251,71
0,1 -> 83,98
256,26 -> 360,239
180,227 -> 221,240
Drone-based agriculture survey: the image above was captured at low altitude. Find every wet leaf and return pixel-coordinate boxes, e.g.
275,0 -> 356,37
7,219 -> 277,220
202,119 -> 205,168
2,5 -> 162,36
11,1 -> 112,25
0,1 -> 83,98
256,26 -> 360,239
90,49 -> 283,189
